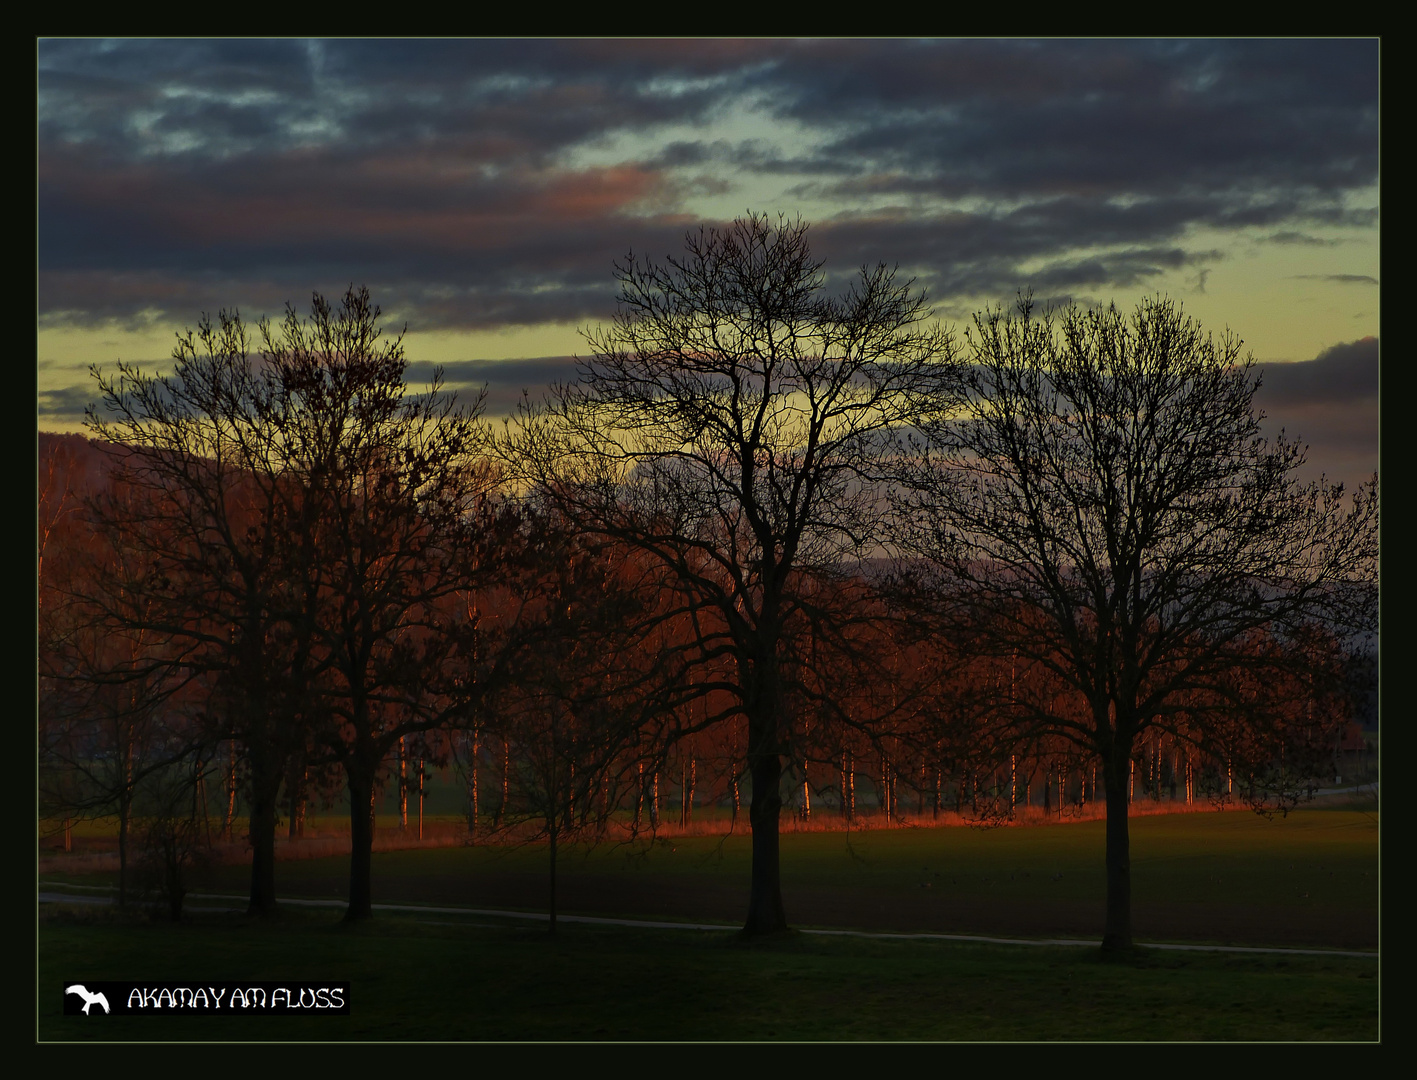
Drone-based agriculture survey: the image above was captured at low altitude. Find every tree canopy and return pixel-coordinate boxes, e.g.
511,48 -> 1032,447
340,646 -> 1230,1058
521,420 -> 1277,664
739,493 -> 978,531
897,294 -> 1378,952
504,213 -> 959,934
40,233 -> 1376,955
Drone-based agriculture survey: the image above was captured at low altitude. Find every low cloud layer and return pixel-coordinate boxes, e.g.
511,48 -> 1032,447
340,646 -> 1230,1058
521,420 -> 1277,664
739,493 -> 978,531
43,336 -> 1379,490
1257,337 -> 1378,407
1254,337 -> 1378,486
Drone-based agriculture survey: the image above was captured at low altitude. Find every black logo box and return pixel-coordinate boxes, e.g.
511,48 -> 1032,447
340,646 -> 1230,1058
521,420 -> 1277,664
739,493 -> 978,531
63,982 -> 349,1015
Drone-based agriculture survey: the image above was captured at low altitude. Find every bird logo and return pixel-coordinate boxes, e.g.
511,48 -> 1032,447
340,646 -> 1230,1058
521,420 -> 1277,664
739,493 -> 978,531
65,985 -> 111,1015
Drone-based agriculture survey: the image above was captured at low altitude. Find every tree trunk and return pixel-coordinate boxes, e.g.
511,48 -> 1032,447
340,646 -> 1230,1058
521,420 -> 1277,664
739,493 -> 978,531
245,741 -> 282,917
196,767 -> 213,847
399,737 -> 408,832
117,789 -> 131,909
344,765 -> 376,921
634,761 -> 644,830
548,822 -> 558,937
246,784 -> 279,917
287,759 -> 307,840
496,739 -> 509,827
743,712 -> 787,936
224,743 -> 237,841
1101,749 -> 1134,956
840,753 -> 849,820
468,729 -> 480,836
115,733 -> 134,908
847,755 -> 855,820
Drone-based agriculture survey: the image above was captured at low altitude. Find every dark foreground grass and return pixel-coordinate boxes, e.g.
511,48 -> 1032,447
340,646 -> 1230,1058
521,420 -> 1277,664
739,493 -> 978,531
52,808 -> 1370,949
38,905 -> 1376,1042
76,808 -> 1373,911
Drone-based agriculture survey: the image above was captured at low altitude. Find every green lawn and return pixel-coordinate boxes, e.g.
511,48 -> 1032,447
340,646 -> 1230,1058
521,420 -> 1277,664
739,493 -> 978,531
44,806 -> 1372,944
38,906 -> 1378,1041
39,806 -> 1379,1041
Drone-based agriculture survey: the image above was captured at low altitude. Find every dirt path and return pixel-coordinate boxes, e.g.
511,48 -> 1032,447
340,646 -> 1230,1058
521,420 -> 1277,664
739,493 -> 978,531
42,864 -> 1377,952
38,887 -> 1377,959
319,869 -> 1376,949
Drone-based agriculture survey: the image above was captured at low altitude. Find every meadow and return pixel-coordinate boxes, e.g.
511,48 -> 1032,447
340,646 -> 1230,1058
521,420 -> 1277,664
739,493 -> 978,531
39,802 -> 1378,1041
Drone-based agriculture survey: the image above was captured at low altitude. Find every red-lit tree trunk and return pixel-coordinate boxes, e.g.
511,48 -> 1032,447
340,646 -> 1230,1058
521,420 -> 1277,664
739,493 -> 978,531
634,761 -> 644,829
398,737 -> 408,832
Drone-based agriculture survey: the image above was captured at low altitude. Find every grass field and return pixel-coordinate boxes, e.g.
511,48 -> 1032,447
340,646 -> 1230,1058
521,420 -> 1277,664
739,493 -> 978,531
38,906 -> 1377,1041
38,805 -> 1379,1041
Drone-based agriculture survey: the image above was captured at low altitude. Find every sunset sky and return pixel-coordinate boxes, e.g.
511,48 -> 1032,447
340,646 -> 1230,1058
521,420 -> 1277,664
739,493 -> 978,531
37,39 -> 1379,487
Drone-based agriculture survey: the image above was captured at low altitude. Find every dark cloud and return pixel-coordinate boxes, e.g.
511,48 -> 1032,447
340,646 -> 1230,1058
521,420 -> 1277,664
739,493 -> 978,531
756,41 -> 1375,207
38,39 -> 1378,332
37,39 -> 757,164
1265,231 -> 1342,246
405,355 -> 584,388
1290,274 -> 1379,285
37,382 -> 102,425
1252,336 -> 1379,487
1257,337 -> 1378,407
405,355 -> 585,417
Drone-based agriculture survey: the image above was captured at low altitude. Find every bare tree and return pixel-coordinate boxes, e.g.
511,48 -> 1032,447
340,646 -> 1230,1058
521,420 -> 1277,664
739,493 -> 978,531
85,308 -> 330,916
898,295 -> 1378,956
257,288 -> 500,921
40,584 -> 193,907
504,213 -> 958,935
39,433 -> 104,856
487,509 -> 676,934
131,745 -> 218,921
81,287 -> 499,920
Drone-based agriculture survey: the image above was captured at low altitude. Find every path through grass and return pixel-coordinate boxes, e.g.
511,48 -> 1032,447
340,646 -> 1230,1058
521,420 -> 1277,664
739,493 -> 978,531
38,905 -> 1377,1041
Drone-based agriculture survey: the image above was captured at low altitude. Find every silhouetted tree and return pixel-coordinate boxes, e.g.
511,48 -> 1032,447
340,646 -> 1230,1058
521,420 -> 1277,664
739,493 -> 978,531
40,579 -> 194,907
898,295 -> 1378,955
81,287 -> 500,920
84,307 -> 333,915
488,508 -> 677,933
505,213 -> 958,935
132,746 -> 217,921
39,433 -> 108,856
255,288 -> 498,921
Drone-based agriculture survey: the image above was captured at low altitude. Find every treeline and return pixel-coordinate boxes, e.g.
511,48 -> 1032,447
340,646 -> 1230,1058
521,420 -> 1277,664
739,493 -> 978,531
38,216 -> 1377,953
